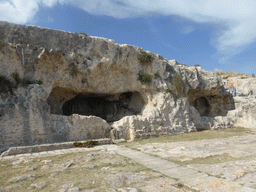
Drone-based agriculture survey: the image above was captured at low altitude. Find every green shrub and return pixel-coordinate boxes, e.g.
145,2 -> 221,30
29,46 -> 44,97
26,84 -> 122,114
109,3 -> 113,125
138,74 -> 153,84
171,74 -> 185,98
36,80 -> 43,85
193,64 -> 201,67
139,51 -> 152,65
241,77 -> 246,79
11,72 -> 21,86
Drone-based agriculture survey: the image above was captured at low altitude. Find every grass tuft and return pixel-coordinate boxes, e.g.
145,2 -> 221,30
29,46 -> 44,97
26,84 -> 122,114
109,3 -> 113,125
118,127 -> 252,148
36,80 -> 43,85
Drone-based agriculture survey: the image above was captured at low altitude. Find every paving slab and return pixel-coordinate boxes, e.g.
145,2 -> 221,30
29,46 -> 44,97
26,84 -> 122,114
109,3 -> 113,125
104,145 -> 256,192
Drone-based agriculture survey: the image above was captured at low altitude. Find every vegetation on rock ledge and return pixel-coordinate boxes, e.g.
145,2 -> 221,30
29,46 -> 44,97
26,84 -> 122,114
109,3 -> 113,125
139,51 -> 152,65
171,74 -> 185,98
138,74 -> 153,84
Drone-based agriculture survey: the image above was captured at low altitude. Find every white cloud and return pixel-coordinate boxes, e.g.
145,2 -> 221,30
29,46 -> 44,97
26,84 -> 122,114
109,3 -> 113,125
0,0 -> 40,23
1,0 -> 256,58
182,26 -> 195,35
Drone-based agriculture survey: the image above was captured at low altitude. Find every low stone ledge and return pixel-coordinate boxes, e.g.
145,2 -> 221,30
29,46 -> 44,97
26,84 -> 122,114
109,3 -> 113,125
0,138 -> 113,157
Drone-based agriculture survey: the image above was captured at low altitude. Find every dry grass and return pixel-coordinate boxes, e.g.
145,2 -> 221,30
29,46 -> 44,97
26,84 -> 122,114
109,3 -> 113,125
118,127 -> 253,148
169,153 -> 255,166
0,150 -> 158,191
214,69 -> 252,79
171,74 -> 185,98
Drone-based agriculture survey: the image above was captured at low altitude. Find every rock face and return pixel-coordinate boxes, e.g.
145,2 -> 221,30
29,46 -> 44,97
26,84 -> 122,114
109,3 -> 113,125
0,21 -> 235,153
220,76 -> 256,129
223,77 -> 256,97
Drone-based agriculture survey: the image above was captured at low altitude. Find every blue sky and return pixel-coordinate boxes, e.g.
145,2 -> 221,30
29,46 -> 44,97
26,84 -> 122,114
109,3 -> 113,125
1,0 -> 256,74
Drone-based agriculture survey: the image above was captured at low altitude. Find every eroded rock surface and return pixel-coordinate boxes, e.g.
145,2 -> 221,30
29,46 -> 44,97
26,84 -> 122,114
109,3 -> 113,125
0,21 -> 235,152
222,76 -> 256,129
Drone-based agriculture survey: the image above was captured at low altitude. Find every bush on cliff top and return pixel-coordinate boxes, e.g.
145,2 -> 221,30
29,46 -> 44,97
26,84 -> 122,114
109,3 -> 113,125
139,51 -> 152,65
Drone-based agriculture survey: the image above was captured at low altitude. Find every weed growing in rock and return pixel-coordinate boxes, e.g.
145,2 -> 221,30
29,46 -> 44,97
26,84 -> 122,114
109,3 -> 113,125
177,182 -> 184,187
11,72 -> 21,86
36,80 -> 43,85
21,79 -> 34,87
138,74 -> 153,84
70,63 -> 78,76
171,74 -> 185,98
139,51 -> 152,65
165,88 -> 173,94
73,140 -> 98,148
79,32 -> 87,36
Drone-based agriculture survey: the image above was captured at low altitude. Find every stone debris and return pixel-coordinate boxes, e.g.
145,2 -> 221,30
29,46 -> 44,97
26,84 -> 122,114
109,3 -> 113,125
82,164 -> 95,169
31,181 -> 47,189
26,166 -> 38,170
0,185 -> 22,192
9,174 -> 37,182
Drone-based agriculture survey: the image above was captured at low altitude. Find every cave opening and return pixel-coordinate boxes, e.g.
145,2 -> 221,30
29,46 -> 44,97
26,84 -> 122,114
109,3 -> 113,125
193,97 -> 210,116
187,88 -> 235,117
47,87 -> 145,122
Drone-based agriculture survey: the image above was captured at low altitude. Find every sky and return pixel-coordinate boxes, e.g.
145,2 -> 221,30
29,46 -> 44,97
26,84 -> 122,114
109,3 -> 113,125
1,0 -> 256,74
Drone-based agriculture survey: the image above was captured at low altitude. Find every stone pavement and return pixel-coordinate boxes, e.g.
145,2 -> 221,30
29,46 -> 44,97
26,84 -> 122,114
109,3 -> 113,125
106,145 -> 256,192
1,144 -> 256,192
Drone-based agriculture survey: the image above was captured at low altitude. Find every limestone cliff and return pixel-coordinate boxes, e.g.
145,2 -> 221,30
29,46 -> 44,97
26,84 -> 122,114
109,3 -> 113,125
0,21 -> 235,153
221,76 -> 256,129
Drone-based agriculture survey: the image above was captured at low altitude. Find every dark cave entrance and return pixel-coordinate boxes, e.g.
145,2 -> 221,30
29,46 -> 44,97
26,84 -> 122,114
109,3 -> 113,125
193,97 -> 210,116
187,88 -> 235,117
46,87 -> 145,122
62,92 -> 144,122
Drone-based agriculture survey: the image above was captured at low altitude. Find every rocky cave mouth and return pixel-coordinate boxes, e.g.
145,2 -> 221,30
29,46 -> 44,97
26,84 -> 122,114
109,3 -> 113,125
193,97 -> 210,116
47,87 -> 145,122
187,88 -> 235,117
